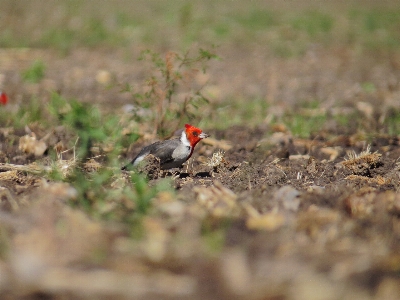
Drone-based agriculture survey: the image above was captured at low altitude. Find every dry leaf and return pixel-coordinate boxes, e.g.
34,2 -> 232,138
19,134 -> 47,157
194,181 -> 239,218
320,147 -> 341,161
246,212 -> 285,231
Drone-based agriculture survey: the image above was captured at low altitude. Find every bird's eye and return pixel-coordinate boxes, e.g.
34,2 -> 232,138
193,132 -> 198,137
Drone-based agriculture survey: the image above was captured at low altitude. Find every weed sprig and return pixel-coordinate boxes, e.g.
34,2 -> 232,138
128,48 -> 217,138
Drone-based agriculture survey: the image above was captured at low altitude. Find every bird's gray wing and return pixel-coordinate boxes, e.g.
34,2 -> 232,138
124,138 -> 181,168
148,138 -> 182,165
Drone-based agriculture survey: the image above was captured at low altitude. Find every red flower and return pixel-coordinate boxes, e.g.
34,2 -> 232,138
0,92 -> 8,105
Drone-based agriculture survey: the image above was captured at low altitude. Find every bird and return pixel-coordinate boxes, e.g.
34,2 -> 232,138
122,124 -> 208,170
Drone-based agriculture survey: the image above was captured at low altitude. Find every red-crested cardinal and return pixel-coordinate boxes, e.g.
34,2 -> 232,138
122,124 -> 208,170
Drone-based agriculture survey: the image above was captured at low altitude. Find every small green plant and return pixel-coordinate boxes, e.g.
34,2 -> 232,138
84,18 -> 110,47
128,173 -> 173,215
127,47 -> 217,138
286,114 -> 327,138
280,101 -> 327,138
49,93 -> 120,159
0,95 -> 49,128
40,28 -> 76,54
347,9 -> 400,49
201,217 -> 233,253
210,97 -> 269,129
22,60 -> 46,83
361,82 -> 376,93
386,110 -> 400,135
45,93 -> 174,225
290,11 -> 334,37
64,160 -> 174,227
363,10 -> 400,33
235,9 -> 277,30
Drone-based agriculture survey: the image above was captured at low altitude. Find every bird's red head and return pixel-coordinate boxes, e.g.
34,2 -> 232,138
184,124 -> 208,147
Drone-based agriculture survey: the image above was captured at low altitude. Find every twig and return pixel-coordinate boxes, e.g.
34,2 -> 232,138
0,163 -> 49,174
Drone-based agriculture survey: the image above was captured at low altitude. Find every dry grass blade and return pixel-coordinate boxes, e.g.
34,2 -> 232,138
203,150 -> 225,168
54,158 -> 77,178
345,174 -> 391,185
342,145 -> 382,176
0,162 -> 48,174
83,159 -> 102,173
0,157 -> 77,179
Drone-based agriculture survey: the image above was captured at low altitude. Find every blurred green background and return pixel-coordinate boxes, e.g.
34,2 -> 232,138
1,0 -> 400,54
